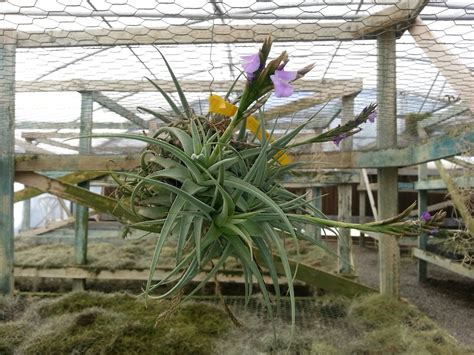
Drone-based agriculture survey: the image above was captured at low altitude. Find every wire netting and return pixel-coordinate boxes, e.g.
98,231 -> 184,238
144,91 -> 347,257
0,0 -> 471,155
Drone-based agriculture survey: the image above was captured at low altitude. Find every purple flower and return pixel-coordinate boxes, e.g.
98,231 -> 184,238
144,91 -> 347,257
368,111 -> 376,123
241,53 -> 260,77
270,69 -> 297,97
421,211 -> 431,222
333,134 -> 347,147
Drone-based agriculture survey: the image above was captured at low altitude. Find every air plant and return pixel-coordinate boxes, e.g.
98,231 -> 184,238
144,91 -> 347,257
85,37 -> 444,338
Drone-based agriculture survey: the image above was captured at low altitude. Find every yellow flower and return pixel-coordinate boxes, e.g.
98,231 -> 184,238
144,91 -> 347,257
246,116 -> 291,166
208,95 -> 291,165
208,95 -> 238,117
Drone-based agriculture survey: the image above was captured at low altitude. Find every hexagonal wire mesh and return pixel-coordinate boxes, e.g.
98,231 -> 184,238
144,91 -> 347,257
0,0 -> 470,157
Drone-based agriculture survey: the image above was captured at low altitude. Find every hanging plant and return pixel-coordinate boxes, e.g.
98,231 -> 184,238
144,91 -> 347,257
84,37 -> 444,337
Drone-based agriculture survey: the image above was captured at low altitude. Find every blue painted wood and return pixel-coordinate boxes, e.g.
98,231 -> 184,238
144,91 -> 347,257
0,36 -> 16,296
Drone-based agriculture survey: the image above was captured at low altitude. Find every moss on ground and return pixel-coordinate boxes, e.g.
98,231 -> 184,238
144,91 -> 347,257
14,237 -> 335,273
1,292 -> 230,355
0,292 -> 470,354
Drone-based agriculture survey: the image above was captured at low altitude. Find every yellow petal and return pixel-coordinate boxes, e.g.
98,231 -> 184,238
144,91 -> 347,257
246,116 -> 291,166
208,95 -> 238,117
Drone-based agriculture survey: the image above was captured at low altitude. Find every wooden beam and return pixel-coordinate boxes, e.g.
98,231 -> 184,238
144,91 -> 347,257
415,176 -> 474,190
265,80 -> 362,121
30,137 -> 79,152
419,103 -> 470,129
409,18 -> 474,113
74,92 -> 93,292
15,139 -> 52,154
14,131 -> 473,172
0,33 -> 16,296
15,1 -> 425,48
254,250 -> 376,297
91,91 -> 148,128
14,172 -> 139,223
14,171 -> 107,202
377,29 -> 400,298
338,95 -> 355,275
16,121 -> 141,130
15,79 -> 357,93
17,217 -> 75,238
413,248 -> 474,280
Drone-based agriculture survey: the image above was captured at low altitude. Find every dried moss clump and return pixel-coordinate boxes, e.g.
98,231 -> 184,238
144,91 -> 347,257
0,292 -> 230,355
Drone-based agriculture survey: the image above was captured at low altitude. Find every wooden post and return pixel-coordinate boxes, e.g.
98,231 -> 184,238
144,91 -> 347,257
306,187 -> 322,241
0,33 -> 16,296
312,187 -> 322,241
73,92 -> 93,291
338,95 -> 355,274
359,190 -> 366,246
417,163 -> 428,282
21,199 -> 31,231
377,29 -> 400,298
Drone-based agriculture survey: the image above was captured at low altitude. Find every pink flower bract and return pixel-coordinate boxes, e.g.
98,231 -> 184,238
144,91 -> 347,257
270,69 -> 297,98
241,53 -> 260,76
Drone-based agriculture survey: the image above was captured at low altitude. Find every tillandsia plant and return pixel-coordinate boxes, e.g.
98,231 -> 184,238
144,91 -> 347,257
85,37 -> 444,337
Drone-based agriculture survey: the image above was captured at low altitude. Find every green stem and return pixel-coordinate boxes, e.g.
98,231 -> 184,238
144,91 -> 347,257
289,214 -> 417,236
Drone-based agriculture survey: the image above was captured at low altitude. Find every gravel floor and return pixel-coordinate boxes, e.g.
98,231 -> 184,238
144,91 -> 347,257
351,243 -> 474,349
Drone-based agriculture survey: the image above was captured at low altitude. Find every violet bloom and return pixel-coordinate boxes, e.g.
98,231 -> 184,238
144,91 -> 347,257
368,111 -> 376,123
270,69 -> 297,98
421,211 -> 431,222
241,53 -> 260,78
333,134 -> 346,147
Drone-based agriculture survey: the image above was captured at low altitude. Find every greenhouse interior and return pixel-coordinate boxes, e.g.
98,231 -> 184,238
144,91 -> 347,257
0,0 -> 473,353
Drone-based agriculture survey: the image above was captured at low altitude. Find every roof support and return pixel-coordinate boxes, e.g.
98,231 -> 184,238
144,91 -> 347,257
409,17 -> 474,113
13,0 -> 425,48
91,91 -> 148,129
377,29 -> 400,298
0,34 -> 16,296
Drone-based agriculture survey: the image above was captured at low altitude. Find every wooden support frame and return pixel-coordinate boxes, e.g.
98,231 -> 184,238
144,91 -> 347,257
0,33 -> 16,296
73,92 -> 93,290
338,95 -> 355,275
14,130 -> 473,172
413,248 -> 474,280
417,163 -> 428,282
15,79 -> 358,93
409,18 -> 474,113
377,29 -> 400,298
14,0 -> 425,48
91,91 -> 148,128
18,217 -> 75,238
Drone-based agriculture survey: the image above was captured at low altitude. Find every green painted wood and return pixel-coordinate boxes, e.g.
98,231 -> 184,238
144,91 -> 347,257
14,172 -> 141,224
14,171 -> 106,202
417,163 -> 428,282
0,35 -> 16,296
15,131 -> 473,172
338,95 -> 355,275
377,29 -> 400,298
415,176 -> 474,190
74,93 -> 93,293
254,249 -> 376,297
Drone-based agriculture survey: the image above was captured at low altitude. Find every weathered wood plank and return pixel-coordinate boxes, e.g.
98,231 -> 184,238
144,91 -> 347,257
91,91 -> 148,128
18,218 -> 75,238
15,79 -> 356,93
14,131 -> 472,172
14,171 -> 106,202
255,250 -> 376,297
377,29 -> 400,298
410,18 -> 474,113
412,248 -> 473,280
15,0 -> 425,48
338,95 -> 355,275
14,172 -> 139,223
415,176 -> 474,190
73,93 -> 93,291
0,34 -> 16,296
